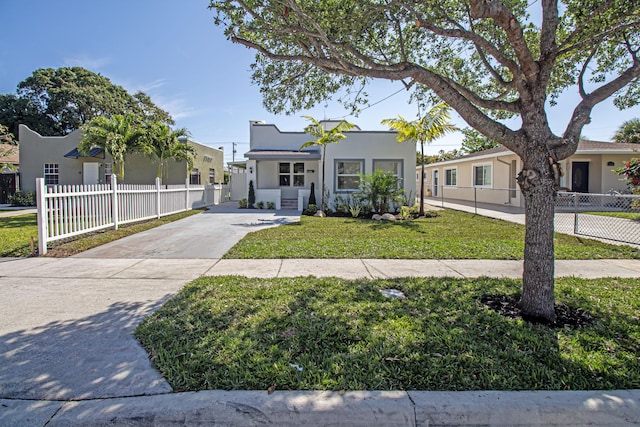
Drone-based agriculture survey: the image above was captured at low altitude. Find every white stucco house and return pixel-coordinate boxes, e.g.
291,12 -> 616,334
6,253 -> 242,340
417,140 -> 639,208
238,120 -> 416,211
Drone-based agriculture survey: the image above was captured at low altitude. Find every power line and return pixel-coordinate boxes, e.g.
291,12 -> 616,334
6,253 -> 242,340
329,87 -> 407,120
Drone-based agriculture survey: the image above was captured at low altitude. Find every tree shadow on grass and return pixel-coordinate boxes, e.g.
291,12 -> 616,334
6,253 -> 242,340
137,276 -> 639,393
0,298 -> 173,401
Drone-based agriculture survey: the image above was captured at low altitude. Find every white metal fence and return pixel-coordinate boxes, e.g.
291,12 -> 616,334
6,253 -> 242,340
36,175 -> 230,255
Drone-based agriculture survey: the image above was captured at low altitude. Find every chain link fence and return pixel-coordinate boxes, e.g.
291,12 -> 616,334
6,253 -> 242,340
424,187 -> 640,246
555,191 -> 640,246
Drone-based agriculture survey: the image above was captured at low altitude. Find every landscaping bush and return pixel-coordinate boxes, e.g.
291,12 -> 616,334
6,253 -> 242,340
238,198 -> 247,208
267,201 -> 275,210
9,191 -> 36,207
256,201 -> 264,209
248,180 -> 255,208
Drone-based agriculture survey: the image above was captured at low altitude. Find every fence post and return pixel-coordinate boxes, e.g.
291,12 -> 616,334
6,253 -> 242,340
204,181 -> 208,206
440,185 -> 444,208
185,178 -> 190,211
573,192 -> 578,234
36,178 -> 48,256
474,187 -> 478,215
112,174 -> 119,230
155,177 -> 161,219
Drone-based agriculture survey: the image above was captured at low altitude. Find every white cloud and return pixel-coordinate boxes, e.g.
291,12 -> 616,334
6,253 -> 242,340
62,55 -> 111,71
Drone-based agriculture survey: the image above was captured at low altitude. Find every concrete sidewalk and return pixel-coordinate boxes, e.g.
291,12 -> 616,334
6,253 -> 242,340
1,256 -> 639,425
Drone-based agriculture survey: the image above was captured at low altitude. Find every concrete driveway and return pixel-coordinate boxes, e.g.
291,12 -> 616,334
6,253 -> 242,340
75,203 -> 301,259
0,204 -> 300,401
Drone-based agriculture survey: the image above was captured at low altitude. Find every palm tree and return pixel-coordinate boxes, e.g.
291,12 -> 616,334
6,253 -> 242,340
143,122 -> 195,183
613,118 -> 640,144
79,114 -> 146,181
299,116 -> 355,210
382,103 -> 457,216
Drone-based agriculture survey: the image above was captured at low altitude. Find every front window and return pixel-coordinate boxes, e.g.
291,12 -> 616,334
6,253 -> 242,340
473,164 -> 492,187
190,168 -> 201,185
374,159 -> 403,188
445,167 -> 457,186
279,162 -> 305,187
209,168 -> 215,184
44,163 -> 59,185
335,159 -> 364,191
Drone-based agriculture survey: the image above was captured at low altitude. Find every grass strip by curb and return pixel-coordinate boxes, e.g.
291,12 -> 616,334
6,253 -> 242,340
136,275 -> 640,392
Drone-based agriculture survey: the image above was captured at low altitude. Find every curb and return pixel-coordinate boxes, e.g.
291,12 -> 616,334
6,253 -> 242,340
3,389 -> 639,426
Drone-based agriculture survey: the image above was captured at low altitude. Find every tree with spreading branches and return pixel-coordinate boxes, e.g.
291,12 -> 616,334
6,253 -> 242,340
209,0 -> 640,322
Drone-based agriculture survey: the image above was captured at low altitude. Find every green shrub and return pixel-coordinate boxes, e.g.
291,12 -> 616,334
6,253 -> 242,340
304,203 -> 318,216
256,201 -> 264,209
399,205 -> 411,220
248,180 -> 255,208
266,201 -> 275,210
9,191 -> 36,207
348,203 -> 361,218
238,198 -> 248,208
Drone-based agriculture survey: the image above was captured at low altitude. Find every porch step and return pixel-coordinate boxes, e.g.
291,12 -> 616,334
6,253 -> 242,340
281,198 -> 298,210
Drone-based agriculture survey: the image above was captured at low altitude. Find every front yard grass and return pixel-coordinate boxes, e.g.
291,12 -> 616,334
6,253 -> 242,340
135,275 -> 640,391
223,210 -> 640,259
0,214 -> 38,257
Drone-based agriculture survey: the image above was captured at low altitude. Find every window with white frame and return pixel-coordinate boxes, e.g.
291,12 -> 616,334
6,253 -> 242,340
473,164 -> 492,187
44,163 -> 59,185
335,159 -> 363,191
190,168 -> 201,185
104,163 -> 112,183
373,159 -> 403,188
444,167 -> 457,186
279,162 -> 305,187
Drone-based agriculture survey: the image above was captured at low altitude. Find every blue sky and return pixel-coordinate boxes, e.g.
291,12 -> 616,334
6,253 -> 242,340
1,0 -> 638,165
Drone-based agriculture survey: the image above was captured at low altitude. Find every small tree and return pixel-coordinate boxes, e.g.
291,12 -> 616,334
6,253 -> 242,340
357,170 -> 404,214
299,116 -> 355,210
143,122 -> 195,183
248,180 -> 256,208
79,114 -> 146,181
0,124 -> 17,170
382,103 -> 457,216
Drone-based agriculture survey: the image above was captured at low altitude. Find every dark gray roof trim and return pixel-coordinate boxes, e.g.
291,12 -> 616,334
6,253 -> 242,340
64,147 -> 105,158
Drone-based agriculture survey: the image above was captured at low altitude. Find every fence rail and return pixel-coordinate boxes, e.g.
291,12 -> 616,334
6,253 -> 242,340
36,175 -> 230,255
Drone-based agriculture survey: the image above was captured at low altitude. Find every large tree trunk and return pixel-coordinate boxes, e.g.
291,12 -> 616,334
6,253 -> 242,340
517,150 -> 558,323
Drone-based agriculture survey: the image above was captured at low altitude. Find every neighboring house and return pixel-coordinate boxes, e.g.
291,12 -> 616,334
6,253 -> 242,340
418,140 -> 639,208
18,124 -> 224,192
240,120 -> 416,210
0,143 -> 19,203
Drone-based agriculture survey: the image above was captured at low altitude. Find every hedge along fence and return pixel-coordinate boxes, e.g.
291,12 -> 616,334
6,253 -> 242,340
36,175 -> 230,255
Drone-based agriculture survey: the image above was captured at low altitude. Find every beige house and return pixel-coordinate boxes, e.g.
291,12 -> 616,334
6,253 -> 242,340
240,120 -> 416,210
18,124 -> 224,192
418,140 -> 639,208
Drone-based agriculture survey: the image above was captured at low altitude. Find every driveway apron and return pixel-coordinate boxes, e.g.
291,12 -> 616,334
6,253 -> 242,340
0,205 -> 300,401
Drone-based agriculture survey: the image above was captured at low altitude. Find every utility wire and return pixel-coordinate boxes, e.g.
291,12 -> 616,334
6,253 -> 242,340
329,86 -> 407,120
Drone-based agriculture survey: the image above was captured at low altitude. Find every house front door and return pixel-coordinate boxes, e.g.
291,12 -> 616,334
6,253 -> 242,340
83,162 -> 100,185
571,162 -> 589,193
0,173 -> 16,204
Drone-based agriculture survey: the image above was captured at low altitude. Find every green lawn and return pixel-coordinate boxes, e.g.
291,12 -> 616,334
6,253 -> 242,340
0,210 -> 203,257
223,210 -> 640,260
135,275 -> 640,391
585,211 -> 640,221
0,214 -> 38,257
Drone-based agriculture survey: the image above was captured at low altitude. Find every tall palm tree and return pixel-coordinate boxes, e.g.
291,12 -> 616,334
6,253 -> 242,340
299,116 -> 355,210
79,114 -> 145,181
382,103 -> 457,216
144,122 -> 195,183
